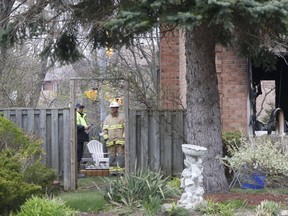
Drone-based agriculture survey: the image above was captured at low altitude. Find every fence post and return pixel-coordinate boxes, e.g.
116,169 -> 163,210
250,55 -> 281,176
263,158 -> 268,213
69,79 -> 77,190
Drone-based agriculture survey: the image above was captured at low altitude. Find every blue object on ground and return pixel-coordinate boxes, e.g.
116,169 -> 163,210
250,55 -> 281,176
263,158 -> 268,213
241,173 -> 266,190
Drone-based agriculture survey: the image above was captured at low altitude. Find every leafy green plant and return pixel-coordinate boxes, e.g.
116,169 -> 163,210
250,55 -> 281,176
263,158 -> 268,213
104,169 -> 179,213
195,200 -> 235,216
222,130 -> 245,157
16,195 -> 78,216
0,116 -> 30,150
221,135 -> 288,177
222,130 -> 246,180
0,150 -> 42,215
167,202 -> 190,216
0,117 -> 58,214
167,176 -> 181,188
255,200 -> 280,216
23,161 -> 57,195
143,195 -> 162,216
222,199 -> 248,209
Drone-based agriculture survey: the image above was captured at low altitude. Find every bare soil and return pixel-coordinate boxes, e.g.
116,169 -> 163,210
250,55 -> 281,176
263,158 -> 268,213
205,191 -> 288,206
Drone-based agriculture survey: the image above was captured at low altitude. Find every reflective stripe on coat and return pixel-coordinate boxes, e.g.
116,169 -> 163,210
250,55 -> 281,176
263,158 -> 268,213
102,113 -> 125,147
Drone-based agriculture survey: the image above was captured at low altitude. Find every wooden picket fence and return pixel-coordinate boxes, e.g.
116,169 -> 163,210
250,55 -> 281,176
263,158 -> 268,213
0,108 -> 71,190
127,110 -> 186,176
0,108 -> 186,190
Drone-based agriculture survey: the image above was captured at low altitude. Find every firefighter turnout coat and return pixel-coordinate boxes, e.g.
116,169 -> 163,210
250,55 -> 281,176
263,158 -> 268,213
102,113 -> 125,147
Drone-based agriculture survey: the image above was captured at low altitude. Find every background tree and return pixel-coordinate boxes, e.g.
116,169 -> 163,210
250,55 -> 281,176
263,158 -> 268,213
94,0 -> 288,193
3,0 -> 288,193
0,0 -> 84,107
105,31 -> 160,109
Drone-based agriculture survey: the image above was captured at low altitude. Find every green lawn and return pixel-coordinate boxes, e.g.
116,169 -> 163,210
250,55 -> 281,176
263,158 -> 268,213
58,176 -> 112,213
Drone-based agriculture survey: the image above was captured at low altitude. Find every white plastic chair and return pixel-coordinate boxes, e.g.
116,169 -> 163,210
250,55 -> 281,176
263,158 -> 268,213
87,140 -> 109,167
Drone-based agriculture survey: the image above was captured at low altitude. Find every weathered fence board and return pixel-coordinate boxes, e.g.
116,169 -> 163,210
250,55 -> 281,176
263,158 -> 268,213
0,108 -> 71,190
128,110 -> 186,175
149,111 -> 160,171
128,110 -> 137,171
1,108 -> 186,190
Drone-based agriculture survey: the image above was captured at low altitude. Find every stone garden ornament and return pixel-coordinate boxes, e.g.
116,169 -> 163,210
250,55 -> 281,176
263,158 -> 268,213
178,144 -> 207,210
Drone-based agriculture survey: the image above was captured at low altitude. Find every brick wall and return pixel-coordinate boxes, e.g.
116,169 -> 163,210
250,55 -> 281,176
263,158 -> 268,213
216,46 -> 249,132
160,29 -> 249,132
160,29 -> 182,109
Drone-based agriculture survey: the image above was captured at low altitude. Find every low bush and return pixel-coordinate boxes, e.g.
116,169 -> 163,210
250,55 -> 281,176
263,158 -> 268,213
195,199 -> 242,216
23,161 -> 57,194
0,116 -> 58,215
255,200 -> 280,216
0,116 -> 31,151
104,170 -> 181,214
167,202 -> 190,216
222,130 -> 245,180
221,135 -> 288,175
16,195 -> 78,216
220,135 -> 288,188
0,150 -> 42,215
222,130 -> 244,158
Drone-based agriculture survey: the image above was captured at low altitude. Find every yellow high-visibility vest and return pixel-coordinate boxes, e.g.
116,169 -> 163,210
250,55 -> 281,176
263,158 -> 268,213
76,112 -> 88,127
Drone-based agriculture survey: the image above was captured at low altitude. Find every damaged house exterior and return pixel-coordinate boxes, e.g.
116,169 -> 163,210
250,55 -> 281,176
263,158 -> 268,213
159,30 -> 287,136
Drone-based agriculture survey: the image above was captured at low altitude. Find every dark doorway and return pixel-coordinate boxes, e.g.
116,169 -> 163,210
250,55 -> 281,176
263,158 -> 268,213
251,56 -> 288,132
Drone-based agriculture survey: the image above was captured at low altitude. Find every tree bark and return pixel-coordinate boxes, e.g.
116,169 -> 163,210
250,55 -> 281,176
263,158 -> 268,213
185,25 -> 228,193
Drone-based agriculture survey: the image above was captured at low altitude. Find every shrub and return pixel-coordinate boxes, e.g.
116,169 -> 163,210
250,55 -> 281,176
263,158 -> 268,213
16,196 -> 78,216
220,135 -> 288,188
222,130 -> 246,180
167,176 -> 181,189
104,170 -> 180,213
0,150 -> 42,215
0,116 -> 58,214
23,161 -> 57,195
0,116 -> 36,151
167,202 -> 190,216
222,130 -> 244,157
255,200 -> 280,216
195,200 -> 240,216
0,116 -> 44,170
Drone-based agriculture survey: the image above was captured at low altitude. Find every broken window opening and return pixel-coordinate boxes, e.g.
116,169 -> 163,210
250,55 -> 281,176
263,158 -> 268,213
250,56 -> 288,135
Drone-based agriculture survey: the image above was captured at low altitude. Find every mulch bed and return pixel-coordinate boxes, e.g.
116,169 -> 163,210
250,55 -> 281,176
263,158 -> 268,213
78,190 -> 288,215
205,191 -> 288,206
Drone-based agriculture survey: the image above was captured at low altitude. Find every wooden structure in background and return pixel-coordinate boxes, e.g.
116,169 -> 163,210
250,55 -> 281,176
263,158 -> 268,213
127,110 -> 186,175
0,108 -> 186,190
0,108 -> 71,190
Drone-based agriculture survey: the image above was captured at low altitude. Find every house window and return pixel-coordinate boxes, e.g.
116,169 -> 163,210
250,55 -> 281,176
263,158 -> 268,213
256,80 -> 275,123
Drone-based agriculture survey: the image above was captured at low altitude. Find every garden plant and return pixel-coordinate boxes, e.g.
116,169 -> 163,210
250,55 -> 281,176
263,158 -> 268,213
221,134 -> 288,188
0,116 -> 57,215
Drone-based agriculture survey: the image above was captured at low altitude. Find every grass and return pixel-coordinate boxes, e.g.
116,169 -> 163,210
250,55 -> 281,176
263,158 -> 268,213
231,187 -> 288,195
77,176 -> 113,190
59,190 -> 107,212
57,176 -> 288,215
57,176 -> 113,213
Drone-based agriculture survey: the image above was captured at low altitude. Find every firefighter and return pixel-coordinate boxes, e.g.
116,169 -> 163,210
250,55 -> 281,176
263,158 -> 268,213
102,101 -> 125,174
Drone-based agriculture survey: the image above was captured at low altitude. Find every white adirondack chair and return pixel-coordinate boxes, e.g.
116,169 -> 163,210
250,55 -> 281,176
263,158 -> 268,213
87,140 -> 109,167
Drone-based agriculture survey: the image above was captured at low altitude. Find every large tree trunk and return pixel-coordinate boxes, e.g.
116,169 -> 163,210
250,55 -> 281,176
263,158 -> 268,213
185,25 -> 228,193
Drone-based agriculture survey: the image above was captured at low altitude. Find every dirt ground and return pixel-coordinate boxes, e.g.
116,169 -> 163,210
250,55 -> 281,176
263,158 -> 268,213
78,190 -> 288,216
205,191 -> 288,206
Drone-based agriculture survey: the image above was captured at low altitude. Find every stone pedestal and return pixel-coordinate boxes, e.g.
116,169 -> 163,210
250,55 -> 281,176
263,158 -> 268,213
178,144 -> 207,210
